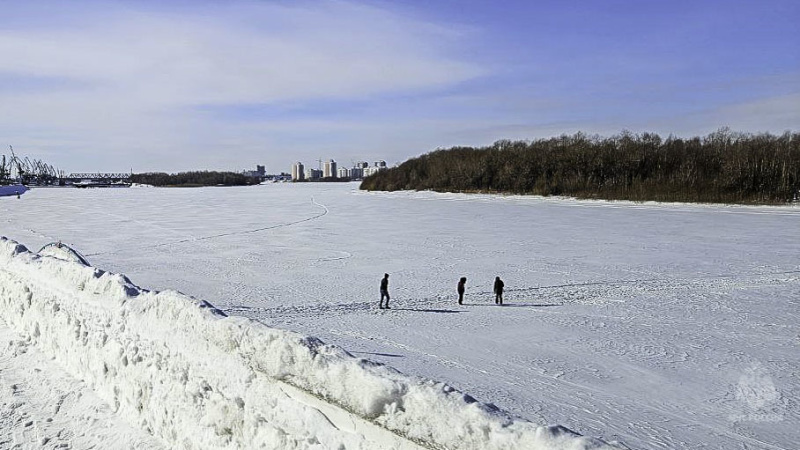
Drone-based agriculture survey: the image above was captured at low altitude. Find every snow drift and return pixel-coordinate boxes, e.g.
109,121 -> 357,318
0,237 -> 619,450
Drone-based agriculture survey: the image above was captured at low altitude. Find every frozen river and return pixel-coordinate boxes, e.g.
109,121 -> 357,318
2,183 -> 798,449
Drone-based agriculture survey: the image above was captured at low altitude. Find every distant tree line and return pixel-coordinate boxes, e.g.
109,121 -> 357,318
360,129 -> 800,204
131,171 -> 258,187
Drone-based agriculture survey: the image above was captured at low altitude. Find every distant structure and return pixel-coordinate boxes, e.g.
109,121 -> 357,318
349,161 -> 368,180
323,159 -> 337,178
66,173 -> 132,187
67,172 -> 131,181
291,162 -> 305,181
290,159 -> 388,182
363,160 -> 388,178
242,165 -> 267,180
2,146 -> 64,186
305,168 -> 323,181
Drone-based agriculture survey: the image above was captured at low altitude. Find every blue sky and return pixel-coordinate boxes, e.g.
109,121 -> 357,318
1,0 -> 797,173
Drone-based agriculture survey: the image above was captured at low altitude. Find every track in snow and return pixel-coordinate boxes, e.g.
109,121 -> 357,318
85,196 -> 329,257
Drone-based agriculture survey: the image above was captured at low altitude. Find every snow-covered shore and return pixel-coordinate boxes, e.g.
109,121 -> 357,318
0,237 -> 618,449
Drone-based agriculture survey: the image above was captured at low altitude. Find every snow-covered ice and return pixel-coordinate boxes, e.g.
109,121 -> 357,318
1,182 -> 798,449
0,238 -> 613,450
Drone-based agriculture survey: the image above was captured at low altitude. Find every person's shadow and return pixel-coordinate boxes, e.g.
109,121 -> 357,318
468,302 -> 562,308
393,308 -> 463,314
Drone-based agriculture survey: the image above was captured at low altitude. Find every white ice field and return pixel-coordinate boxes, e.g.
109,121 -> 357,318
1,182 -> 797,449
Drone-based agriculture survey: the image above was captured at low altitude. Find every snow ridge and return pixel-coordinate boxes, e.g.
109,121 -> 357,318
0,237 -> 619,450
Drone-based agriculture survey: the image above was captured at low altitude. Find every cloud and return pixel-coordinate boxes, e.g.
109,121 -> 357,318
2,2 -> 481,103
617,92 -> 800,138
0,1 -> 483,172
708,93 -> 800,133
1,1 -> 797,174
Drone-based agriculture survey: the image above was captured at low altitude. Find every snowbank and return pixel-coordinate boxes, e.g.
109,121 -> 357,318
0,237 -> 619,450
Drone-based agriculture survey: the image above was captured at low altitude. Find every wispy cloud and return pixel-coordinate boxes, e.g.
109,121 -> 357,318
1,1 -> 797,173
0,1 -> 483,171
668,93 -> 800,136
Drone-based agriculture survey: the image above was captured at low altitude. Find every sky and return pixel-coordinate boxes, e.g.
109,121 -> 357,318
1,0 -> 798,174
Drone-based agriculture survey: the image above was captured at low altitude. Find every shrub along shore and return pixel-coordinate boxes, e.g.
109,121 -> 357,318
360,129 -> 800,205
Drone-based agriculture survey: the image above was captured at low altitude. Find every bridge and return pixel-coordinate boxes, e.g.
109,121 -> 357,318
67,173 -> 131,180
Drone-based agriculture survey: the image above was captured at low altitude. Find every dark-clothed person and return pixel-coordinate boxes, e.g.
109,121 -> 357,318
380,273 -> 390,309
494,276 -> 505,305
457,277 -> 467,305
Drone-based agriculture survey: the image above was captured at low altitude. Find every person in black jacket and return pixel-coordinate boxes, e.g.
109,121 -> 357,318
494,276 -> 505,305
457,277 -> 467,305
379,273 -> 390,309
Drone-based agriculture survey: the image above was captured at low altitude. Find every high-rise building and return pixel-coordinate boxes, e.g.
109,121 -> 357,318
291,162 -> 305,181
323,159 -> 337,178
363,161 -> 388,178
242,165 -> 267,179
305,168 -> 323,181
349,161 -> 368,179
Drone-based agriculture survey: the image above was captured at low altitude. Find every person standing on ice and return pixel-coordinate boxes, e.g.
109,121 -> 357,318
457,277 -> 467,305
379,273 -> 390,309
494,276 -> 505,305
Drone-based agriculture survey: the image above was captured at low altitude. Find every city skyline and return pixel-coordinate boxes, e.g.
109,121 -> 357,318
289,158 -> 387,180
1,0 -> 798,173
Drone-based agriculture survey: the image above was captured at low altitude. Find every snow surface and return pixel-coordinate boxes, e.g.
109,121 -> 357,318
0,240 -> 615,447
0,324 -> 165,450
1,182 -> 798,449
